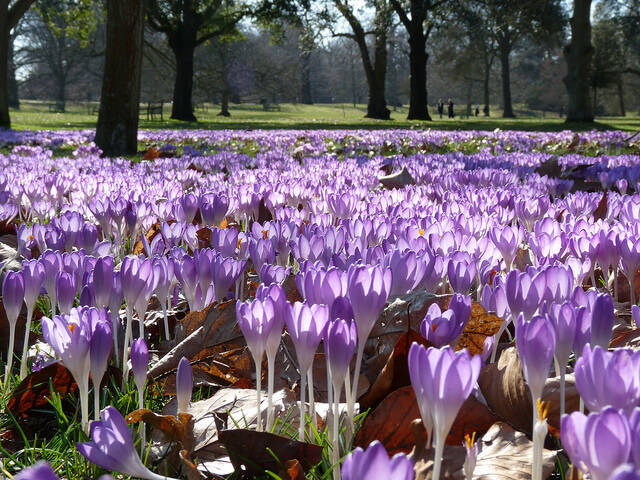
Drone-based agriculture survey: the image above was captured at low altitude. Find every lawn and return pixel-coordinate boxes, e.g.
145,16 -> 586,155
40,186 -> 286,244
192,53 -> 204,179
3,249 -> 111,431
8,99 -> 640,132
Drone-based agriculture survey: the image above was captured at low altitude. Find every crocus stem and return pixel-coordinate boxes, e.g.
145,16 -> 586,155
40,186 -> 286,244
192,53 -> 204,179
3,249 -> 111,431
344,370 -> 353,444
256,360 -> 262,432
19,309 -> 33,380
326,356 -> 334,428
559,367 -> 566,419
432,431 -> 445,480
332,383 -> 343,480
138,385 -> 146,455
79,375 -> 90,434
299,369 -> 306,441
307,367 -> 316,431
3,322 -> 16,391
579,397 -> 584,414
162,303 -> 170,341
111,311 -> 120,366
490,319 -> 509,363
122,307 -> 133,388
350,341 -> 365,421
93,380 -> 101,421
266,353 -> 275,431
138,311 -> 145,339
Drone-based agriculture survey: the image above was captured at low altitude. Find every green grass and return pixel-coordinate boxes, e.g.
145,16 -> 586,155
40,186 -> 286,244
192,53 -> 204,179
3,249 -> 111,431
8,100 -> 640,132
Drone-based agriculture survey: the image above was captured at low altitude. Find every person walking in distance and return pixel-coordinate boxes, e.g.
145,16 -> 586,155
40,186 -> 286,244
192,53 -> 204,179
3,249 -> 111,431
437,99 -> 444,119
447,98 -> 454,118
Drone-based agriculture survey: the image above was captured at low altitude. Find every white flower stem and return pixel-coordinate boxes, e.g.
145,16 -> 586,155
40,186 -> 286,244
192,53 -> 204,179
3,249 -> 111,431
432,431 -> 445,480
266,354 -> 275,431
349,341 -> 365,422
79,375 -> 90,434
111,311 -> 120,366
559,368 -> 566,419
332,382 -> 343,480
579,396 -> 584,414
93,379 -> 102,421
122,306 -> 133,388
307,367 -> 316,431
138,385 -> 146,455
19,309 -> 33,380
344,370 -> 353,444
138,310 -> 145,339
162,303 -> 170,341
299,369 -> 306,441
326,356 -> 334,428
256,359 -> 263,432
4,323 -> 16,391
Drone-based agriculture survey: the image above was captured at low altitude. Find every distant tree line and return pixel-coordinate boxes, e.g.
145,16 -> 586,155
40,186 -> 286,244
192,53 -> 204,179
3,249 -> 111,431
0,0 -> 639,154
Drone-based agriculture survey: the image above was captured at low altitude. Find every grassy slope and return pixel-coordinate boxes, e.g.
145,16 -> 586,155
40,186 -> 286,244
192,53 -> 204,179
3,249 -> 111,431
8,100 -> 640,132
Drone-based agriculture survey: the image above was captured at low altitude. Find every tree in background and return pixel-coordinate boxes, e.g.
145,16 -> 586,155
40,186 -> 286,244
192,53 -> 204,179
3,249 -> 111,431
390,0 -> 450,121
94,0 -> 144,156
564,0 -> 593,122
1,0 -> 36,128
327,0 -> 392,120
8,30 -> 19,109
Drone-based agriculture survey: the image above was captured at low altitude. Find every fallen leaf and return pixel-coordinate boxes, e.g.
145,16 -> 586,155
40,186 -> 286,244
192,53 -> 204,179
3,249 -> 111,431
379,166 -> 416,189
456,302 -> 504,356
445,396 -> 502,446
179,450 -> 205,480
7,363 -> 77,417
132,222 -> 161,255
355,386 -> 422,455
143,147 -> 160,160
593,190 -> 608,220
219,429 -> 323,477
478,347 -> 580,434
359,329 -> 431,410
127,409 -> 195,454
281,459 -> 305,480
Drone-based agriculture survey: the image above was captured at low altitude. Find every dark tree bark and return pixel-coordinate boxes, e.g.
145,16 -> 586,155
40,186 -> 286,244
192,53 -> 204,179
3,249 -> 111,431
564,0 -> 594,122
499,42 -> 514,118
617,78 -> 625,116
390,0 -> 441,121
8,34 -> 19,109
300,51 -> 313,105
218,88 -> 230,117
168,34 -> 197,121
1,0 -> 36,128
333,0 -> 390,120
94,0 -> 144,156
483,54 -> 491,116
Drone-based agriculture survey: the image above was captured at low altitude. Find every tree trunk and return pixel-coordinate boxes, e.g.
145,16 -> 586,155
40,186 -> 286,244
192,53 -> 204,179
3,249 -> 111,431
300,51 -> 313,105
218,88 -> 230,117
94,0 -> 144,156
169,40 -> 197,121
8,34 -> 18,110
499,44 -> 514,118
563,0 -> 593,122
366,21 -> 390,120
407,31 -> 430,120
56,76 -> 66,112
0,5 -> 10,129
483,54 -> 491,116
616,77 -> 625,116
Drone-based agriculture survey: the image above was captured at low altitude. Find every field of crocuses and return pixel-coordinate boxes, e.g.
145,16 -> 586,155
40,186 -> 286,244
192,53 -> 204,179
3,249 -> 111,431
1,127 -> 640,480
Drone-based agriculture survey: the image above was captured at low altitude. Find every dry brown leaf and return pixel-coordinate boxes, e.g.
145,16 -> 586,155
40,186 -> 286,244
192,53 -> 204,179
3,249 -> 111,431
132,222 -> 161,255
379,166 -> 416,189
7,363 -> 77,417
359,329 -> 431,410
478,347 -> 580,434
281,459 -> 305,480
456,302 -> 504,356
219,429 -> 323,477
593,190 -> 608,220
445,396 -> 502,446
413,422 -> 556,480
127,409 -> 196,454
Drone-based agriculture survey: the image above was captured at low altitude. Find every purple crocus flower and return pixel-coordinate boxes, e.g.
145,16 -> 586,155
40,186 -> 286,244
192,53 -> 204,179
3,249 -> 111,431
408,344 -> 481,480
341,440 -> 414,480
259,263 -> 291,285
561,407 -> 632,480
489,225 -> 523,271
386,249 -> 427,297
130,338 -> 149,397
505,269 -> 546,321
92,256 -> 114,309
200,193 -> 229,226
55,271 -> 77,315
420,302 -> 466,348
2,270 -> 24,386
447,251 -> 476,294
210,253 -> 245,302
21,259 -> 45,316
574,345 -> 640,415
77,406 -> 179,480
609,465 -> 640,480
15,462 -> 61,480
176,356 -> 193,414
299,267 -> 347,306
325,318 -> 358,386
41,250 -> 62,311
590,293 -> 615,349
515,313 -> 556,405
